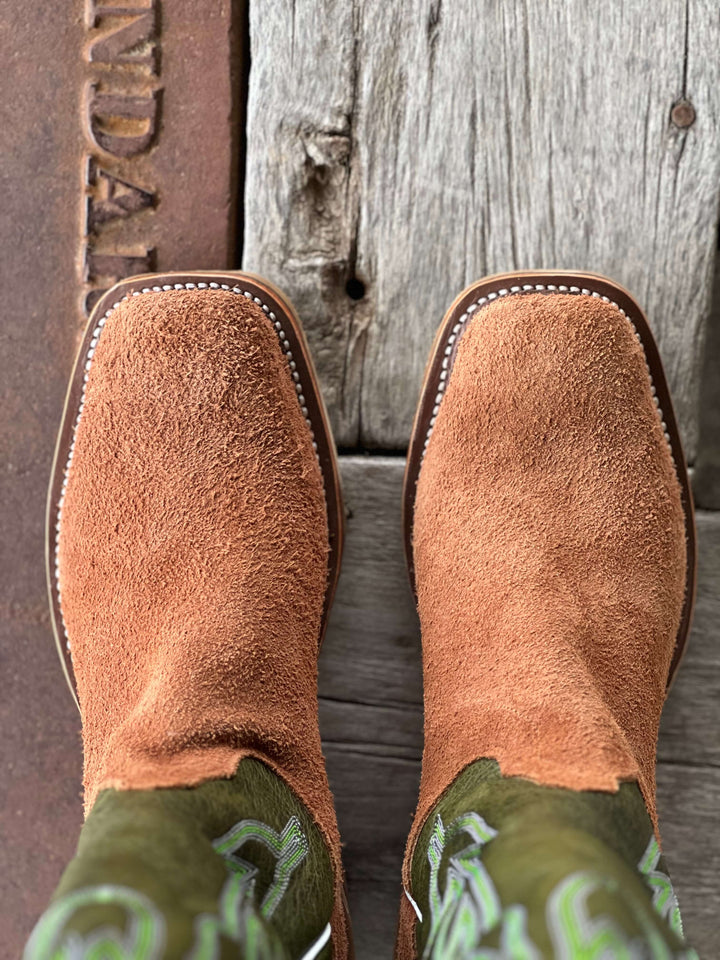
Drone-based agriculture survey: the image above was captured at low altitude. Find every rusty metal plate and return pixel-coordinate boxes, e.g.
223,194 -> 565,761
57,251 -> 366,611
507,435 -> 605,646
0,0 -> 242,951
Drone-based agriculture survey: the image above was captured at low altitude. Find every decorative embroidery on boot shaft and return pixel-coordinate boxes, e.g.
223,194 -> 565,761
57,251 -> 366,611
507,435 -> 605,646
422,812 -> 539,959
413,811 -> 697,960
637,837 -> 685,941
546,871 -> 697,960
25,816 -> 325,960
212,815 -> 309,919
24,885 -> 165,959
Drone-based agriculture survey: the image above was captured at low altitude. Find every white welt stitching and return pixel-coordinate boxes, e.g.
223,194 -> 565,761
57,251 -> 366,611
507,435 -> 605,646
55,283 -> 320,653
422,283 -> 674,462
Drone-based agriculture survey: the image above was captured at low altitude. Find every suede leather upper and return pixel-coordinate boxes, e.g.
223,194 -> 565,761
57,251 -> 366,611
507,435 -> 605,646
408,292 -> 686,859
58,288 -> 349,953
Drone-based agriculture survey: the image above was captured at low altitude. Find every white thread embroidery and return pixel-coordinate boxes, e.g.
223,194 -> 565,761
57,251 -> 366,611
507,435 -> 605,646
422,285 -> 674,463
55,284 -> 321,654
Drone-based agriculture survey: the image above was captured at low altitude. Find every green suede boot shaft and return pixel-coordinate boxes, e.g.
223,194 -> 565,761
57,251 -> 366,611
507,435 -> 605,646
25,759 -> 334,960
411,759 -> 696,959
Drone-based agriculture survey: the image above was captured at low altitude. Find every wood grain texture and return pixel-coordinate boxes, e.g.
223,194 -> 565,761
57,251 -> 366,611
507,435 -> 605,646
243,0 -> 720,455
694,248 -> 720,509
319,457 -> 720,958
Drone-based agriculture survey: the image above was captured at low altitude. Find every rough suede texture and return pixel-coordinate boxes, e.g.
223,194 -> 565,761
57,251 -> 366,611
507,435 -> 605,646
405,290 -> 686,874
394,291 -> 687,959
58,289 -> 348,956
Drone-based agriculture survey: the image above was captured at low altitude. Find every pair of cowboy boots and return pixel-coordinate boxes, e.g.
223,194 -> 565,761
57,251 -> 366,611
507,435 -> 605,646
37,269 -> 694,959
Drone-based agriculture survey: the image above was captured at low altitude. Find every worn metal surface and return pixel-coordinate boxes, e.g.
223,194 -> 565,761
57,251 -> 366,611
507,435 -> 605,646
0,0 -> 241,952
243,0 -> 720,456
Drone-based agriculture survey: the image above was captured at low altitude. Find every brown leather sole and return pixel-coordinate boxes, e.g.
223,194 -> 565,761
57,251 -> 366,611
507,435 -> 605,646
403,270 -> 696,690
46,271 -> 344,709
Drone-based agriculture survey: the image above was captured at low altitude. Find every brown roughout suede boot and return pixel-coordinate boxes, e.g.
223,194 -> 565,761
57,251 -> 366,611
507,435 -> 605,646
395,271 -> 696,957
46,271 -> 351,957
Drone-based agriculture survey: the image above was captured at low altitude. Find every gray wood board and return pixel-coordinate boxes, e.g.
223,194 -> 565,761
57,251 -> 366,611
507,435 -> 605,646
319,456 -> 719,958
694,248 -> 720,510
243,0 -> 720,457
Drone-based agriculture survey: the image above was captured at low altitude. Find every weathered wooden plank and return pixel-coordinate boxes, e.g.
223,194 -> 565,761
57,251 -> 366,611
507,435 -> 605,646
694,248 -> 720,509
656,762 -> 720,955
657,509 -> 719,766
244,0 -> 720,456
319,457 -> 422,708
318,456 -> 720,958
337,877 -> 404,960
320,697 -> 423,759
324,746 -> 416,960
243,0 -> 364,443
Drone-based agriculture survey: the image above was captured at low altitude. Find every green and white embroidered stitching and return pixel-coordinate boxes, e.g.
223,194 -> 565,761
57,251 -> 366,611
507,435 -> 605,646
418,812 -> 698,960
546,870 -> 700,960
547,871 -> 649,959
23,885 -> 165,960
637,837 -> 684,939
188,875 -> 286,960
212,815 -> 309,919
25,816 -> 311,960
423,812 -> 539,959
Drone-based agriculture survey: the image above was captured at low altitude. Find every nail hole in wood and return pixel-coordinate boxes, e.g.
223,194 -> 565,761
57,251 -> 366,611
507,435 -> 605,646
346,277 -> 366,301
